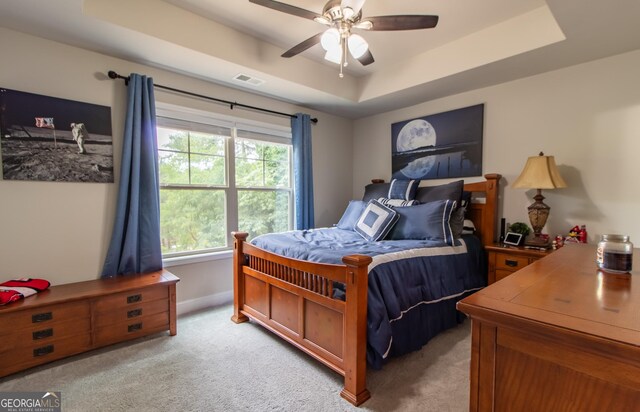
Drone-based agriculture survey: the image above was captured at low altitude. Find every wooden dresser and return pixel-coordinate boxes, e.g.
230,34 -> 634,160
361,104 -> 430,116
485,244 -> 554,284
458,244 -> 640,412
0,270 -> 179,378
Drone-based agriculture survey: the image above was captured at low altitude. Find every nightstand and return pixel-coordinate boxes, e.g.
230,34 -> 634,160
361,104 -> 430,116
485,244 -> 555,284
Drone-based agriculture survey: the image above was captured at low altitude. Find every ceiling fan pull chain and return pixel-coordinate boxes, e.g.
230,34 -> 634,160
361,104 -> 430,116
342,36 -> 348,67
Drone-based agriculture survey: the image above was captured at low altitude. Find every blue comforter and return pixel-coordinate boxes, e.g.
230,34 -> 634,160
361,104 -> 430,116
251,228 -> 486,368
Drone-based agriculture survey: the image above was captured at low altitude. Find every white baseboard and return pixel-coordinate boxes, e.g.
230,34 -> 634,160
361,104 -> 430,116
177,291 -> 233,316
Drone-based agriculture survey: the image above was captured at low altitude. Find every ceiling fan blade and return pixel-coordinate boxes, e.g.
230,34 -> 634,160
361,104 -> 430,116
341,0 -> 367,15
281,32 -> 323,58
249,0 -> 321,21
356,49 -> 375,66
364,15 -> 439,31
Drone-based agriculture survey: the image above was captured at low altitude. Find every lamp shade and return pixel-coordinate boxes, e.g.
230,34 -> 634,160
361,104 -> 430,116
512,152 -> 567,189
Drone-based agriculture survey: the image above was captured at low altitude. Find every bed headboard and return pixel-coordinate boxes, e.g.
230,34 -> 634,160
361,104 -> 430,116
463,174 -> 501,246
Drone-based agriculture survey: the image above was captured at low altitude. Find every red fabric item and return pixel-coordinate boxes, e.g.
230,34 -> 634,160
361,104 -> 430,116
0,278 -> 51,306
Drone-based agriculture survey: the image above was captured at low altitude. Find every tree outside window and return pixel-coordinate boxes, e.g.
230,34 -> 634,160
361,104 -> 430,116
157,118 -> 292,257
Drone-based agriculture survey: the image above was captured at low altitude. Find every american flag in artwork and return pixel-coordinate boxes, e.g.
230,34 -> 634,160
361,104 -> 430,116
35,117 -> 55,128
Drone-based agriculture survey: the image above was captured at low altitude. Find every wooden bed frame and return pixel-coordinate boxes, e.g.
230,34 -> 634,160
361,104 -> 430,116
231,174 -> 501,406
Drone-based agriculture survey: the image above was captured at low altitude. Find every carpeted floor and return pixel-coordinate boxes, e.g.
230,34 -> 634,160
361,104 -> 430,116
0,305 -> 471,411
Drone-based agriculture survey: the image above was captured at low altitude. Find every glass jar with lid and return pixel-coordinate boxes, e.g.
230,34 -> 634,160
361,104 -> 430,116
596,234 -> 633,274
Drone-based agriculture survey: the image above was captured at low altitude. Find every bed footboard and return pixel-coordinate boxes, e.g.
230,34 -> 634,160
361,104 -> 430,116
231,232 -> 372,406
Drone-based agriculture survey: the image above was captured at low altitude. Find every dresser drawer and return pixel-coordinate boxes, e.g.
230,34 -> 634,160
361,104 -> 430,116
0,333 -> 92,377
94,311 -> 169,347
495,253 -> 529,271
93,286 -> 168,314
94,298 -> 169,328
0,316 -> 91,353
0,301 -> 90,335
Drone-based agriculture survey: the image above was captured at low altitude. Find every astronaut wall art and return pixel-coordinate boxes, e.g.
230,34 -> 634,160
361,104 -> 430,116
0,88 -> 113,183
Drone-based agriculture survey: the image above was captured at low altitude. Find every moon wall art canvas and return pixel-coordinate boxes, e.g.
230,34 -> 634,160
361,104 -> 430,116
391,104 -> 484,180
0,87 -> 113,183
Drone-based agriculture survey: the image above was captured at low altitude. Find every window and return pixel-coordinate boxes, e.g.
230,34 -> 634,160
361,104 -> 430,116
156,104 -> 293,258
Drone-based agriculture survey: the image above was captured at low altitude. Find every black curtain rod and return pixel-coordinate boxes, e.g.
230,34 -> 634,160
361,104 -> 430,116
107,71 -> 318,124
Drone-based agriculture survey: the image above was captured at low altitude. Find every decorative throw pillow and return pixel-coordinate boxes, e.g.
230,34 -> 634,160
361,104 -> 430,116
388,179 -> 419,200
362,182 -> 390,202
415,180 -> 464,204
386,199 -> 458,245
377,197 -> 420,207
355,199 -> 399,241
336,200 -> 367,231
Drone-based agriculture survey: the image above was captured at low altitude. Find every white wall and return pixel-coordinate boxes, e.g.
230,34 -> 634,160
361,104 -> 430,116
0,28 -> 353,311
353,49 -> 640,244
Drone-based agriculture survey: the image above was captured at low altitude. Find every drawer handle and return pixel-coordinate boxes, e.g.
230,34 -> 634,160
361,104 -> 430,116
128,323 -> 143,333
127,294 -> 142,304
32,328 -> 54,340
33,345 -> 54,357
127,308 -> 143,318
32,312 -> 53,323
505,259 -> 519,267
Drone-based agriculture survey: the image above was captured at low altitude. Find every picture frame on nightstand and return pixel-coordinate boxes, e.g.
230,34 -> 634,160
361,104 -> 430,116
503,232 -> 523,246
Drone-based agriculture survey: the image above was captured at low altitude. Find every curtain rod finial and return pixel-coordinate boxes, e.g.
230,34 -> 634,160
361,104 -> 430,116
108,71 -> 118,79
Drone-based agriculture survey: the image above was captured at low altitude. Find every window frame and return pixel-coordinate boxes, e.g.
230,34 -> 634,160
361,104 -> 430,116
156,102 -> 293,262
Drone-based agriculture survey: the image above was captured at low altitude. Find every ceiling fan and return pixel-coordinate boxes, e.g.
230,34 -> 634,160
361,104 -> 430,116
249,0 -> 439,77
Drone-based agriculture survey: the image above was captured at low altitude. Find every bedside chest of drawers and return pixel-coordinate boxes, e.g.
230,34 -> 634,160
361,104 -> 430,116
0,270 -> 179,378
485,244 -> 554,284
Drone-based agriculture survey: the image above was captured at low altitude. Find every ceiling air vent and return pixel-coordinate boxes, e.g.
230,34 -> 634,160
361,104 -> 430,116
233,74 -> 265,87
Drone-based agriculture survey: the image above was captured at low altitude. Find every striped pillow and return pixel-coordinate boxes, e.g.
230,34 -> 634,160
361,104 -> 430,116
377,197 -> 420,207
388,179 -> 419,200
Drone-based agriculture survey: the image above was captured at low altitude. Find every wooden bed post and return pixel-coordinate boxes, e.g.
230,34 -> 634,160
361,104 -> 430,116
231,232 -> 249,324
482,174 -> 501,245
340,254 -> 373,406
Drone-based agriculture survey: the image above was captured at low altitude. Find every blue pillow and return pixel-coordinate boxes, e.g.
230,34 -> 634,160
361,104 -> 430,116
415,180 -> 463,204
336,200 -> 367,231
387,199 -> 458,245
362,182 -> 390,201
388,179 -> 419,200
355,200 -> 399,241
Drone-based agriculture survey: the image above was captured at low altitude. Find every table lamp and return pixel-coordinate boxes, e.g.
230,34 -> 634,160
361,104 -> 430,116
512,152 -> 567,247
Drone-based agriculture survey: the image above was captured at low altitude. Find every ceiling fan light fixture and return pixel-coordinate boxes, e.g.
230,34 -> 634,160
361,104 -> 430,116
324,48 -> 342,64
347,34 -> 368,59
320,28 -> 340,52
342,7 -> 355,20
353,20 -> 373,30
313,16 -> 331,25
